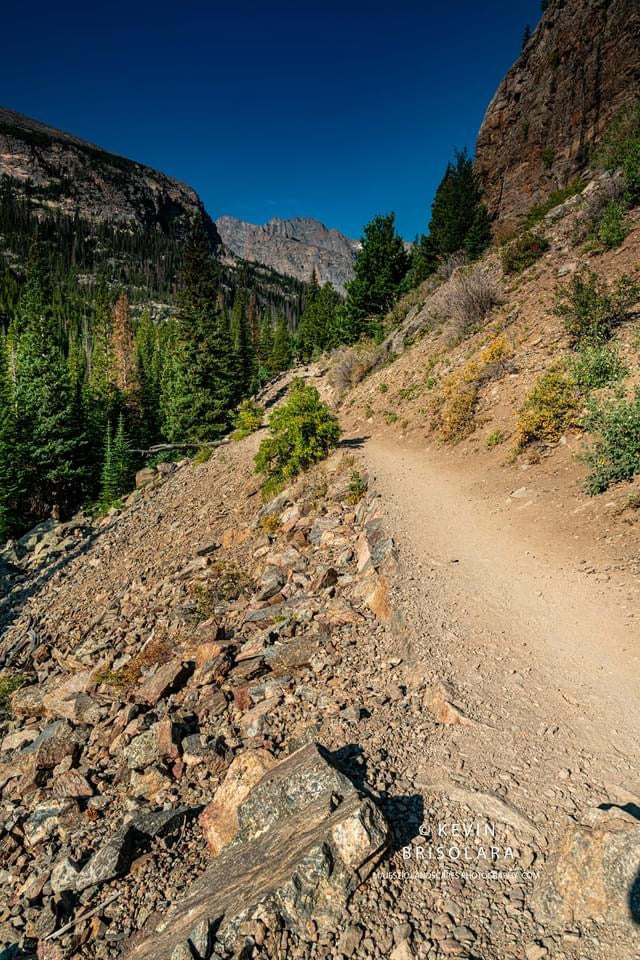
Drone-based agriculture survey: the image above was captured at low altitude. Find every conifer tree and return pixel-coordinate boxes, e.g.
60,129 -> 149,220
99,420 -> 117,507
342,213 -> 409,341
269,316 -> 293,373
231,287 -> 255,398
296,281 -> 341,361
168,229 -> 237,440
429,149 -> 490,260
464,204 -> 493,261
0,333 -> 18,540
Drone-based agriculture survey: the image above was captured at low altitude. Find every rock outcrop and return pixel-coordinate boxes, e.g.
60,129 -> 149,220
216,216 -> 359,293
0,106 -> 217,241
475,0 -> 640,224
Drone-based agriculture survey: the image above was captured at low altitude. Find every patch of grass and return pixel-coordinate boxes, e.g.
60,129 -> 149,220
486,430 -> 506,448
193,445 -> 213,464
383,410 -> 399,424
260,512 -> 281,536
232,400 -> 264,440
439,336 -> 513,442
348,470 -> 368,505
569,344 -> 628,391
525,179 -> 585,227
515,366 -> 579,451
553,270 -> 640,346
379,382 -> 389,394
0,673 -> 28,718
580,388 -> 640,493
501,232 -> 550,274
397,384 -> 420,402
95,633 -> 175,690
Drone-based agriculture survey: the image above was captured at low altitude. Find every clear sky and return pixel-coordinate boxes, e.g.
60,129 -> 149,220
2,0 -> 541,240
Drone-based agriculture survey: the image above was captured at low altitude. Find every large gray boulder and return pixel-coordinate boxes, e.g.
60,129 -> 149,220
123,743 -> 389,960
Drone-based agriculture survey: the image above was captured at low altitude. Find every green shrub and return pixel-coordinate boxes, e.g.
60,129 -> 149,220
542,147 -> 556,169
501,232 -> 550,274
553,270 -> 640,346
486,430 -> 506,447
525,179 -> 585,228
379,382 -> 389,393
233,399 -> 264,440
0,673 -> 27,718
193,444 -> 213,464
255,379 -> 341,488
515,366 -> 579,450
594,103 -> 640,203
580,388 -> 640,493
383,410 -> 399,424
596,199 -> 629,249
348,470 -> 367,505
569,344 -> 628,391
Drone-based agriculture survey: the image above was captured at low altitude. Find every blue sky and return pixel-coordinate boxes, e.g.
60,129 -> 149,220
2,0 -> 541,239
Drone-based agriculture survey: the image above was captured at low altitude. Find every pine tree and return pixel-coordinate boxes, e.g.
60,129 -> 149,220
0,332 -> 18,540
99,420 -> 118,507
168,229 -> 237,440
13,256 -> 90,522
296,281 -> 341,361
464,204 -> 492,261
342,213 -> 409,341
231,287 -> 255,398
403,234 -> 438,289
112,413 -> 132,495
430,150 -> 480,258
269,316 -> 293,373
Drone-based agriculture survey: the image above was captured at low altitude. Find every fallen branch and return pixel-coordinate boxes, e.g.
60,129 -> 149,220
130,443 -> 200,456
45,892 -> 120,941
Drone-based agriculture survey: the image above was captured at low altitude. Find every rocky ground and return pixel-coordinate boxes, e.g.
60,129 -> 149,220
1,380 -> 639,960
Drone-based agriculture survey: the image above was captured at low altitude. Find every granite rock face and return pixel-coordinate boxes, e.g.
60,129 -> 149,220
475,0 -> 640,224
0,106 -> 217,241
216,215 -> 359,293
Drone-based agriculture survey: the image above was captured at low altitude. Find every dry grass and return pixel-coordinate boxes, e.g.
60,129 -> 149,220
443,264 -> 501,343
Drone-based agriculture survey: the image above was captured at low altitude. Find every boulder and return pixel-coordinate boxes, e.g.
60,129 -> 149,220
124,744 -> 389,960
199,748 -> 276,856
135,467 -> 156,488
533,805 -> 640,931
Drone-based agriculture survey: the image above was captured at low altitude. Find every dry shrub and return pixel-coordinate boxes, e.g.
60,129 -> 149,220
439,335 -> 513,442
329,342 -> 380,399
437,251 -> 468,281
514,366 -> 579,451
443,264 -> 501,343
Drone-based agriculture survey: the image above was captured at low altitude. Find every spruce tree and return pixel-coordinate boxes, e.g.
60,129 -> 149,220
231,288 -> 255,398
464,204 -> 492,261
99,420 -> 118,507
296,281 -> 341,361
168,229 -> 237,440
342,213 -> 409,341
112,413 -> 132,496
403,234 -> 438,289
429,149 -> 481,258
0,333 -> 18,540
269,316 -> 293,373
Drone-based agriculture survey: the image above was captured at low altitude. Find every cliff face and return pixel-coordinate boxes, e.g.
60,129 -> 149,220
476,0 -> 640,224
0,106 -> 217,241
216,215 -> 358,294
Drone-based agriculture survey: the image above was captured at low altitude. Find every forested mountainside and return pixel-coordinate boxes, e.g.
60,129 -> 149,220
216,215 -> 359,293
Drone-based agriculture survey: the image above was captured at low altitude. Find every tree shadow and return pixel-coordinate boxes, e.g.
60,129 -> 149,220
339,436 -> 370,450
321,743 -> 424,851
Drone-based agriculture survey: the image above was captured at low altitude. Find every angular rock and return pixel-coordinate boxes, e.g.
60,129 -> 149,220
533,805 -> 640,931
199,749 -> 276,856
126,730 -> 160,770
255,566 -> 286,601
135,467 -> 156,488
135,660 -> 188,705
124,744 -> 389,960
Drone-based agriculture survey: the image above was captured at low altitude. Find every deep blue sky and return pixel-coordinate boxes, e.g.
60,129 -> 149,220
2,0 -> 541,239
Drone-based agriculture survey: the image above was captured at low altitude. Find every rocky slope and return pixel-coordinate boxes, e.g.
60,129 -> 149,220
475,0 -> 640,224
0,106 -> 217,241
216,216 -> 358,293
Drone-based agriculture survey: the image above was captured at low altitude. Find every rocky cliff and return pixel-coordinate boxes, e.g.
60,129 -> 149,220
475,0 -> 640,224
216,215 -> 358,293
0,106 -> 217,241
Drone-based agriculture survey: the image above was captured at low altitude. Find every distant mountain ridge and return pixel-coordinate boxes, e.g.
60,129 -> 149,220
0,105 -> 217,242
216,215 -> 359,294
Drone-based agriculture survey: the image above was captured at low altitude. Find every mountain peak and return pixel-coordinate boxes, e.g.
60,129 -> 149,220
216,214 -> 358,293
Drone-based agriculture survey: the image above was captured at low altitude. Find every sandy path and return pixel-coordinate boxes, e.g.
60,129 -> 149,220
360,435 -> 640,789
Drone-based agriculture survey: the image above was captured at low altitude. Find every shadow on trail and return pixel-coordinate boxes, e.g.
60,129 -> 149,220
339,435 -> 370,450
322,743 -> 424,852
